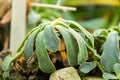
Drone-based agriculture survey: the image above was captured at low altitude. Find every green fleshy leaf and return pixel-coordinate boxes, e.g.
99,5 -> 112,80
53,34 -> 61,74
2,56 -> 12,71
58,19 -> 98,59
36,31 -> 56,73
24,29 -> 39,60
114,63 -> 120,79
44,25 -> 60,52
79,61 -> 96,73
60,19 -> 94,48
101,31 -> 119,72
68,28 -> 88,64
56,26 -> 78,66
103,72 -> 117,79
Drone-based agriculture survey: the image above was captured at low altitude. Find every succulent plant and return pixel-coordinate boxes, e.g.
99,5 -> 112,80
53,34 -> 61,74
3,18 -> 95,78
93,26 -> 120,79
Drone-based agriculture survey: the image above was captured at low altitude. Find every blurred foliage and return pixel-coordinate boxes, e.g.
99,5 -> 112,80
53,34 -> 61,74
62,0 -> 120,7
27,7 -> 74,32
28,0 -> 120,32
76,6 -> 120,30
39,0 -> 120,6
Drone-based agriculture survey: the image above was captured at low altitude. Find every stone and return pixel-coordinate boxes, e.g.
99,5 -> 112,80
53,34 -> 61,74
49,67 -> 81,80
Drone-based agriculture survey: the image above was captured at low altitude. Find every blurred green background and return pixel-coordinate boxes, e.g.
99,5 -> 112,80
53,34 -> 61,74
28,0 -> 120,32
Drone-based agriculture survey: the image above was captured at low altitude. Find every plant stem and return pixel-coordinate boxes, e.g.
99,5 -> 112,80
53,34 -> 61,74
30,3 -> 76,11
12,47 -> 24,61
96,61 -> 104,74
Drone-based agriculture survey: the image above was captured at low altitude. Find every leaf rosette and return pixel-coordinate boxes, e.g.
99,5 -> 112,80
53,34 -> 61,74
2,18 -> 94,78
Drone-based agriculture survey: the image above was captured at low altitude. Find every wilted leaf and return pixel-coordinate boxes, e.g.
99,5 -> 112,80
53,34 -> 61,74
36,31 -> 56,73
44,25 -> 60,52
2,27 -> 40,79
101,31 -> 119,72
61,19 -> 94,48
79,61 -> 96,73
68,28 -> 88,64
103,72 -> 117,79
56,26 -> 78,66
17,27 -> 39,52
24,29 -> 39,60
